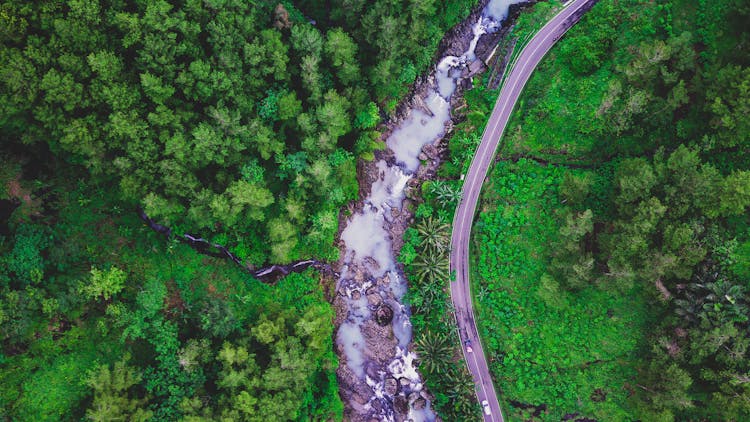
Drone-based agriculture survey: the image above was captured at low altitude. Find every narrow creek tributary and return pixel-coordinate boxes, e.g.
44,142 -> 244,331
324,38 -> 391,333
333,1 -> 527,420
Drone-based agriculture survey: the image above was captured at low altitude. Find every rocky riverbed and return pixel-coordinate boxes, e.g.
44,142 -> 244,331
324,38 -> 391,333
332,1 -> 531,421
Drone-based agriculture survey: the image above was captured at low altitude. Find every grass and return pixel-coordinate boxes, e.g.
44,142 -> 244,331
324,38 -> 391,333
470,160 -> 651,421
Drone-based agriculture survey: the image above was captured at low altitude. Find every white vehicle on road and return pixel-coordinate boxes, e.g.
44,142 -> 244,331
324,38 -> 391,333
464,340 -> 473,353
481,400 -> 491,415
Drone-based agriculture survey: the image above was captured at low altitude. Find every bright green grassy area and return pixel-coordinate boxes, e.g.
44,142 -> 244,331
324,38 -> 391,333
499,0 -> 666,161
503,64 -> 613,158
471,159 -> 650,420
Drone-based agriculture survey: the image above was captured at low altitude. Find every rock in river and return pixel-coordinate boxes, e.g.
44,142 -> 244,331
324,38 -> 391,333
385,377 -> 400,396
375,304 -> 394,326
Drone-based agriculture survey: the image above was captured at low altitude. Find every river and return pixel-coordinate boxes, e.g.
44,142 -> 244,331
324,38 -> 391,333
335,1 -> 525,420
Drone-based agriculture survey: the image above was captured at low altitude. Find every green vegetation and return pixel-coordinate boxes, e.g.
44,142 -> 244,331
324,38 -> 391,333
400,181 -> 480,421
0,0 -> 489,418
0,170 -> 342,420
435,0 -> 750,420
474,160 -> 650,420
3,0 -> 749,419
0,0 -> 367,265
0,0 -> 481,266
294,0 -> 480,111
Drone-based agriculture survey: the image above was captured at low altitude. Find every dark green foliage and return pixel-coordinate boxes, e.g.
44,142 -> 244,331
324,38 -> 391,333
3,224 -> 48,286
414,332 -> 453,375
0,0 -> 497,420
295,0 -> 480,112
1,0 -> 748,420
472,160 -> 649,420
79,267 -> 127,302
85,358 -> 152,422
0,0 -> 385,266
179,293 -> 341,420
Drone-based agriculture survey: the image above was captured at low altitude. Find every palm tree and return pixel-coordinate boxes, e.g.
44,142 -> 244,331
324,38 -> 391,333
415,216 -> 450,252
445,368 -> 475,401
674,294 -> 703,324
674,282 -> 705,324
675,269 -> 748,325
411,280 -> 442,315
415,332 -> 452,375
444,368 -> 479,419
422,278 -> 445,303
704,279 -> 744,306
457,400 -> 480,420
430,181 -> 462,209
477,285 -> 490,302
703,279 -> 747,323
411,248 -> 449,284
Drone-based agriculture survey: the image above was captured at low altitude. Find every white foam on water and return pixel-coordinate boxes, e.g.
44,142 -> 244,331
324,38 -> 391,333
466,18 -> 488,61
340,210 -> 392,276
409,401 -> 436,422
388,13 -> 494,173
386,92 -> 451,173
349,291 -> 371,319
388,347 -> 422,382
484,0 -> 521,21
391,302 -> 413,348
436,57 -> 461,98
388,270 -> 408,299
338,320 -> 366,378
369,160 -> 411,211
366,373 -> 387,399
435,17 -> 489,99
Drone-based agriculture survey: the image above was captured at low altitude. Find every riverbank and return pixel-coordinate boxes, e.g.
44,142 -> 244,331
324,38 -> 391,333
330,1 -> 534,420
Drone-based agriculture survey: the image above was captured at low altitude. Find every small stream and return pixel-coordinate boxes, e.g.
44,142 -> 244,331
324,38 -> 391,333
335,1 -> 525,420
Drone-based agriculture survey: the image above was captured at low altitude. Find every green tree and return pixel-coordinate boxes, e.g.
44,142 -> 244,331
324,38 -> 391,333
415,332 -> 452,374
428,180 -> 462,209
4,224 -> 47,285
268,217 -> 299,263
415,216 -> 450,252
410,248 -> 449,284
315,90 -> 351,149
559,172 -> 592,206
290,24 -> 323,57
719,171 -> 750,216
277,90 -> 303,122
707,65 -> 750,148
551,209 -> 594,289
85,359 -> 153,422
324,28 -> 360,85
355,102 -> 380,130
79,266 -> 127,302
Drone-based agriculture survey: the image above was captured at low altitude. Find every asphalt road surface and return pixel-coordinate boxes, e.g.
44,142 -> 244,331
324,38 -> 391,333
449,0 -> 596,420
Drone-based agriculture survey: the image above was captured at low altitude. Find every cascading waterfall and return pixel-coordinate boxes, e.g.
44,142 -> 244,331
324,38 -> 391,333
336,1 -> 525,420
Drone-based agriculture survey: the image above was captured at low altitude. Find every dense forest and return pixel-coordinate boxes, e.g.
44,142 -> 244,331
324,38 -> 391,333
416,0 -> 750,419
0,0 -> 482,265
0,183 -> 343,420
0,0 -> 485,420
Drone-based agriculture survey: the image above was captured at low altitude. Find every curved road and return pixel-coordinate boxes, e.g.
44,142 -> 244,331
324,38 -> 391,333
449,0 -> 596,420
